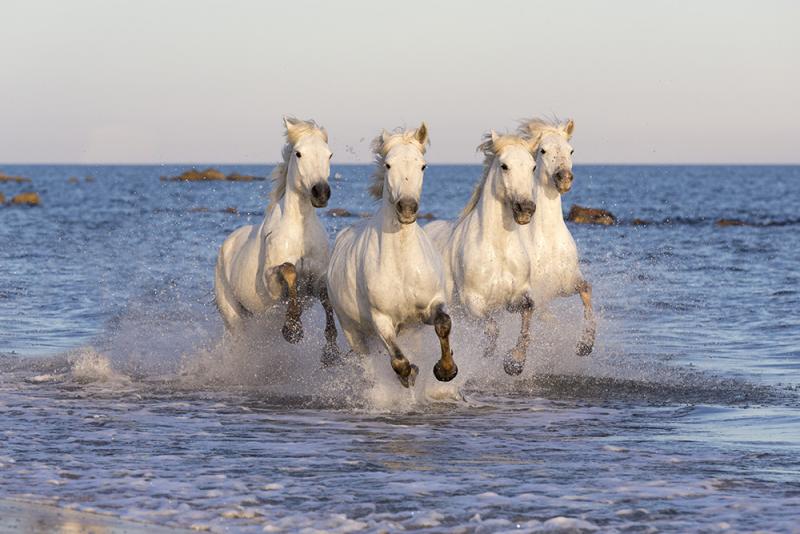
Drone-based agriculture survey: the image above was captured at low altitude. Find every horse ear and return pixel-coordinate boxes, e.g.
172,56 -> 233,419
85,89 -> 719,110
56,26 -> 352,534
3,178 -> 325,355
527,134 -> 541,154
283,116 -> 296,133
490,129 -> 500,144
564,119 -> 575,139
381,129 -> 392,145
415,122 -> 429,146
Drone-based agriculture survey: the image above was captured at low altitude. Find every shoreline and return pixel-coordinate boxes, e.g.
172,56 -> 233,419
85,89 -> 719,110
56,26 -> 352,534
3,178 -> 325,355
0,498 -> 190,533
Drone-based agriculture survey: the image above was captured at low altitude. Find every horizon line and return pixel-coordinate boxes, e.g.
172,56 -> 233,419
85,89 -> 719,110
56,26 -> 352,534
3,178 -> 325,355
2,162 -> 799,167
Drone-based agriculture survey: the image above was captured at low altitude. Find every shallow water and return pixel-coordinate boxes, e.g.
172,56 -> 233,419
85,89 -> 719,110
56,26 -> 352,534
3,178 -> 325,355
1,164 -> 799,532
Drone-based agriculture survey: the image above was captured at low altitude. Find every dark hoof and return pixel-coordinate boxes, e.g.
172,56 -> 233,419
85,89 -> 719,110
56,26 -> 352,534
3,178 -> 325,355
321,343 -> 343,367
503,355 -> 525,376
281,321 -> 303,344
433,361 -> 458,382
397,364 -> 419,388
576,341 -> 594,357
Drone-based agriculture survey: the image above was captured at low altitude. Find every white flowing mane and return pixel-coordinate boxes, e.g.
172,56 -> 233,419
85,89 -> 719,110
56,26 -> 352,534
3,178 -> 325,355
459,132 -> 531,219
517,117 -> 573,150
368,127 -> 429,200
268,117 -> 328,209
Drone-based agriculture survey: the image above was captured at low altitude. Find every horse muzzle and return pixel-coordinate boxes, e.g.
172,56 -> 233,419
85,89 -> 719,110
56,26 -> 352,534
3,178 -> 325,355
511,198 -> 536,225
395,198 -> 419,224
310,182 -> 331,208
554,170 -> 574,194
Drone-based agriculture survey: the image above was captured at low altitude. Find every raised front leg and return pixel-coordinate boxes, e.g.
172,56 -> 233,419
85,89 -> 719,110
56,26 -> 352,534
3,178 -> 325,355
318,282 -> 342,366
373,313 -> 418,388
430,304 -> 458,382
576,280 -> 596,356
269,262 -> 303,344
503,295 -> 534,376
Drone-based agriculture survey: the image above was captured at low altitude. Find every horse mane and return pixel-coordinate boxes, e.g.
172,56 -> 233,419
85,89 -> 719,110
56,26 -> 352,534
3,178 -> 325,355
459,132 -> 531,220
268,117 -> 328,209
517,116 -> 573,151
368,126 -> 429,200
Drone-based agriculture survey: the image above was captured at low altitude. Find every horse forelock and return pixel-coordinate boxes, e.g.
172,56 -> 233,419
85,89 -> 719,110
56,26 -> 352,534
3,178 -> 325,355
369,128 -> 429,200
518,117 -> 572,151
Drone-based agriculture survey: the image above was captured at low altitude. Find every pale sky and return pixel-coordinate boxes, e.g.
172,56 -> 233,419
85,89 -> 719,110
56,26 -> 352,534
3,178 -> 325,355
1,0 -> 797,164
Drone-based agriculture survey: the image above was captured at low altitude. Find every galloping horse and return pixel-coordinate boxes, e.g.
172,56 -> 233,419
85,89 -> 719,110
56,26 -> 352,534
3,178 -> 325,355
214,117 -> 340,364
425,131 -> 538,375
327,124 -> 457,388
518,118 -> 595,362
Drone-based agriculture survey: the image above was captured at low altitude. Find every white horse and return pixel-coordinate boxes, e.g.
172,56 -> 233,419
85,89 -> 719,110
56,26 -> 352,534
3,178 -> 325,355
518,117 -> 595,359
327,123 -> 457,388
425,131 -> 538,375
214,117 -> 340,364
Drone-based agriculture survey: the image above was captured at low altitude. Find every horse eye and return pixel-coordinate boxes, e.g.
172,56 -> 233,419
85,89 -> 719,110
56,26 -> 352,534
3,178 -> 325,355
421,164 -> 427,171
500,163 -> 509,171
540,149 -> 547,155
385,163 -> 391,169
570,149 -> 574,155
296,151 -> 302,158
329,153 -> 333,160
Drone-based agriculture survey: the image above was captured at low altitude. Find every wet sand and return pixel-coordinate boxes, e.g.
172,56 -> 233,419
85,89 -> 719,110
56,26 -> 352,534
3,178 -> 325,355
0,498 -> 189,534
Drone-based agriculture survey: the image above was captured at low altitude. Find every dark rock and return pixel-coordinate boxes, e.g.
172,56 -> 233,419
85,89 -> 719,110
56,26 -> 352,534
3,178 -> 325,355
223,206 -> 238,214
67,177 -> 80,184
0,192 -> 4,204
567,204 -> 616,225
85,176 -> 95,182
418,212 -> 436,220
327,208 -> 354,217
0,171 -> 32,184
226,172 -> 257,182
11,192 -> 41,206
631,218 -> 650,226
716,218 -> 746,227
162,168 -> 226,181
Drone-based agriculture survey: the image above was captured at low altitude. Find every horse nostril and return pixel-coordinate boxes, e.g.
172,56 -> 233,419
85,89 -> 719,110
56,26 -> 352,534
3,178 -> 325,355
396,199 -> 418,216
312,183 -> 330,201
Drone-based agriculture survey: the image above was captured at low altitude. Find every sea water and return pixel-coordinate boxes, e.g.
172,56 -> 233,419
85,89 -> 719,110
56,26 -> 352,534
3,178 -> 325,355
0,164 -> 798,532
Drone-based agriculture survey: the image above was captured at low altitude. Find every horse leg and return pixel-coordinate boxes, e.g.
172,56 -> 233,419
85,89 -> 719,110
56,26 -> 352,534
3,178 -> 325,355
503,295 -> 533,376
271,262 -> 303,344
317,282 -> 342,366
483,314 -> 500,358
576,280 -> 596,356
373,313 -> 418,388
430,304 -> 458,382
214,276 -> 247,333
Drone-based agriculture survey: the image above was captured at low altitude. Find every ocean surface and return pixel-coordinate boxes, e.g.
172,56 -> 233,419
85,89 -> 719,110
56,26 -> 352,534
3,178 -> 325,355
1,164 -> 799,533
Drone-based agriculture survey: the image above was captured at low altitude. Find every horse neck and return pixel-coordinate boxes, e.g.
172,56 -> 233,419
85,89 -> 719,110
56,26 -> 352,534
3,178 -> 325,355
472,165 -> 516,238
377,193 -> 418,249
263,166 -> 316,232
532,169 -> 566,230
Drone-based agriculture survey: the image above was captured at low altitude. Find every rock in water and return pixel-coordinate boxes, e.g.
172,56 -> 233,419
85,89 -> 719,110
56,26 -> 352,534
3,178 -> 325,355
0,171 -> 32,183
567,204 -> 616,225
11,192 -> 41,206
715,218 -> 746,227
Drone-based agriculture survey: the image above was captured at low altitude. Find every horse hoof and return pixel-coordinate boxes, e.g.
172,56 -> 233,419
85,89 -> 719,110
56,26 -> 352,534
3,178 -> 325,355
433,361 -> 458,382
281,322 -> 303,344
397,364 -> 419,388
321,343 -> 343,367
576,341 -> 593,357
503,355 -> 525,376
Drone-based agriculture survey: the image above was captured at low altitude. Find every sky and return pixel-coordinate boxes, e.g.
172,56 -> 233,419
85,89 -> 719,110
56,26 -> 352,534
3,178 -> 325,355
1,0 -> 797,164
